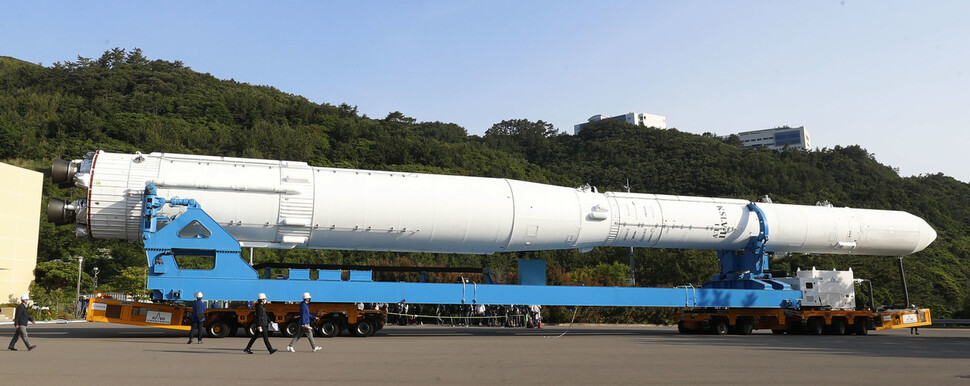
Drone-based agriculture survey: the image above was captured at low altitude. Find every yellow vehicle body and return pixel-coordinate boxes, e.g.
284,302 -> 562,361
86,298 -> 190,331
873,308 -> 932,330
676,307 -> 932,335
205,303 -> 386,338
85,297 -> 386,338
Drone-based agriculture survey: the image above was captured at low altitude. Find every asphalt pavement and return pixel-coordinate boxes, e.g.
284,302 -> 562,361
3,322 -> 968,385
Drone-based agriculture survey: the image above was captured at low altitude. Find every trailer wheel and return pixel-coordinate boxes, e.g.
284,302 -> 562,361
735,318 -> 754,335
711,319 -> 728,335
853,317 -> 869,335
806,318 -> 824,335
246,323 -> 258,337
318,319 -> 340,338
207,321 -> 231,338
828,318 -> 847,335
283,321 -> 300,337
364,318 -> 379,336
350,320 -> 375,337
677,321 -> 693,334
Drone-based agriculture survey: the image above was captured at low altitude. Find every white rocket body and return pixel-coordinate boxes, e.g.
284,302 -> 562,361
58,150 -> 936,256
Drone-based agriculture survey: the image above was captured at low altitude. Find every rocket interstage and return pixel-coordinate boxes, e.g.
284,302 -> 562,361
48,150 -> 936,256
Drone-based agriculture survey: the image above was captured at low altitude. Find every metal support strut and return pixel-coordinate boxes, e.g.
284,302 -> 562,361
705,203 -> 792,292
139,187 -> 801,308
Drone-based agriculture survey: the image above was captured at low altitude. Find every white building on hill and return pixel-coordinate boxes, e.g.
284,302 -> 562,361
737,126 -> 812,150
574,112 -> 667,134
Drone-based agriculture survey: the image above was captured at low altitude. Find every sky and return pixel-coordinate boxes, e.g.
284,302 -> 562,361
2,1 -> 968,182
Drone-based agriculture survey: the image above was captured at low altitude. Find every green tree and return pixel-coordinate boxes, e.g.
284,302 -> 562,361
104,266 -> 150,299
4,49 -> 969,320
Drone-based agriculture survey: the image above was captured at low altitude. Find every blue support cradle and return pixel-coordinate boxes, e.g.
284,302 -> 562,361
141,187 -> 801,308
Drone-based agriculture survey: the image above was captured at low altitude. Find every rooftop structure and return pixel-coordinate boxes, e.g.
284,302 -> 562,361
737,126 -> 812,150
574,112 -> 667,134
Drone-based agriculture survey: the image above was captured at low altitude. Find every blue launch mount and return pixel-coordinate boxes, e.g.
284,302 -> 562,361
141,185 -> 801,308
704,203 -> 794,292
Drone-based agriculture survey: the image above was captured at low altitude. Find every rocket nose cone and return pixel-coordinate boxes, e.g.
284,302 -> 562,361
913,219 -> 937,253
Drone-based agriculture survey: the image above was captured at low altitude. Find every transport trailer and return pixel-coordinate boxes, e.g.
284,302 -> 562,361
85,297 -> 385,337
204,303 -> 386,338
49,151 -> 939,332
86,297 -> 191,331
677,307 -> 932,335
676,268 -> 932,335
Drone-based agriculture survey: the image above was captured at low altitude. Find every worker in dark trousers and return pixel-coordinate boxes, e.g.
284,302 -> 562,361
8,294 -> 36,351
187,292 -> 206,344
244,293 -> 277,354
287,292 -> 321,352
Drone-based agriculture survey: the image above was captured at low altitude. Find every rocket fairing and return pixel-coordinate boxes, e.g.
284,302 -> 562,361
48,150 -> 936,256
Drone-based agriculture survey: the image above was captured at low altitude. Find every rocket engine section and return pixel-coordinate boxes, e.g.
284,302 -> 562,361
48,150 -> 937,256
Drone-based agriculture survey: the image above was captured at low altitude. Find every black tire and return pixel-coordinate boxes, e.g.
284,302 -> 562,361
828,318 -> 847,335
207,321 -> 230,338
368,314 -> 385,331
770,329 -> 786,335
363,318 -> 379,336
711,319 -> 728,335
853,317 -> 869,335
350,320 -> 375,337
736,319 -> 753,335
246,323 -> 258,337
678,321 -> 692,334
283,321 -> 300,337
318,319 -> 340,338
807,318 -> 824,336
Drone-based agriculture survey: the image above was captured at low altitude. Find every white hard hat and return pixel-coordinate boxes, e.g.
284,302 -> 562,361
195,292 -> 204,299
21,294 -> 30,301
257,293 -> 267,300
303,292 -> 311,299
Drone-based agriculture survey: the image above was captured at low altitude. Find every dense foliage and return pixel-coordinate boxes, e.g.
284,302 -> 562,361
2,50 -> 968,322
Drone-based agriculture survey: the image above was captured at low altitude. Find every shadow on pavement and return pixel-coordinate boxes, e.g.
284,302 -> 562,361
648,330 -> 970,360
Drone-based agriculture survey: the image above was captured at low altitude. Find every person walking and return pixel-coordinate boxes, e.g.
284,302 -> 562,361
8,294 -> 36,351
287,292 -> 322,352
244,293 -> 277,354
530,304 -> 542,328
187,292 -> 206,344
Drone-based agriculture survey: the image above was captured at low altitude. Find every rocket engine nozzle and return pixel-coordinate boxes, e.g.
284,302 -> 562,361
47,197 -> 77,225
51,158 -> 77,188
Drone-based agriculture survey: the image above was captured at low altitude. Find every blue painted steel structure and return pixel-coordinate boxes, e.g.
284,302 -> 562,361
141,186 -> 802,308
704,204 -> 794,291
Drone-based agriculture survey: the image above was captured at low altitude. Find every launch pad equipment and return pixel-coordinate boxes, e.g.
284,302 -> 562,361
49,151 -> 937,333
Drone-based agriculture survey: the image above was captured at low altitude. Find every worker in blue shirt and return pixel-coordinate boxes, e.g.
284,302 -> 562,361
287,292 -> 321,352
187,292 -> 206,344
8,294 -> 36,351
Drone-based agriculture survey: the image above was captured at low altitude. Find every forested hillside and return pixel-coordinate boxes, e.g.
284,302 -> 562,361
2,49 -> 968,322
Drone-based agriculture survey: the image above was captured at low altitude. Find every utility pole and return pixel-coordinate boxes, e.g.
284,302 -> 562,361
898,256 -> 911,307
625,179 -> 635,286
93,267 -> 100,291
75,256 -> 83,317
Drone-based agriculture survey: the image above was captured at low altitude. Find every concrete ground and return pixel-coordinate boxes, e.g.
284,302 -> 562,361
3,322 -> 969,385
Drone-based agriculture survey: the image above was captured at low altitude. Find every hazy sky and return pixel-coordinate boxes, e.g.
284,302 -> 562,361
3,1 -> 968,182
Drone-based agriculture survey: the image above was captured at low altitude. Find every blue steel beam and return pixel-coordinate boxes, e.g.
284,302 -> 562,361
149,276 -> 802,308
142,186 -> 802,308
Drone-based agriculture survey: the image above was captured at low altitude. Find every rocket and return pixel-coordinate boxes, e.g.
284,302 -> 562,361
48,150 -> 936,256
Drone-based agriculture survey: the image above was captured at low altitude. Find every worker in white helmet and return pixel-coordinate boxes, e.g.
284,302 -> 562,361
8,294 -> 36,351
287,292 -> 322,352
244,293 -> 277,354
187,292 -> 206,344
